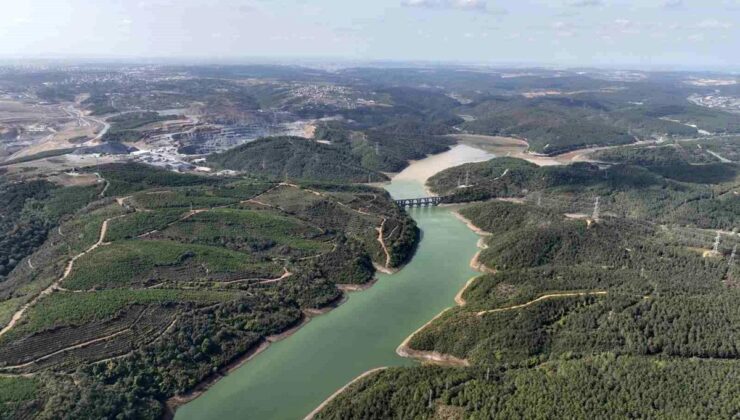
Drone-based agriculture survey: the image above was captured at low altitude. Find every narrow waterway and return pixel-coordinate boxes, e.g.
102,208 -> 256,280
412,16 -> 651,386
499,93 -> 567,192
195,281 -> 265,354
176,145 -> 494,420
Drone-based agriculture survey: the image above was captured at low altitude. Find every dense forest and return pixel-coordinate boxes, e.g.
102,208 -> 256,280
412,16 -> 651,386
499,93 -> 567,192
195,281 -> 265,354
313,120 -> 456,173
0,163 -> 418,419
453,83 -> 740,155
0,179 -> 101,279
317,356 -> 740,419
207,136 -> 387,183
459,96 -> 636,154
429,142 -> 740,231
2,64 -> 740,419
317,142 -> 740,419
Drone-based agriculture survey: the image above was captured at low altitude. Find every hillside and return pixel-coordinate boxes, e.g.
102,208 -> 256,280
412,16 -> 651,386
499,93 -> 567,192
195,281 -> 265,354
102,112 -> 182,143
0,163 -> 417,418
316,144 -> 740,419
313,119 -> 456,173
3,64 -> 740,419
430,146 -> 739,231
207,136 -> 387,183
457,92 -> 740,155
460,96 -> 636,154
316,357 -> 740,419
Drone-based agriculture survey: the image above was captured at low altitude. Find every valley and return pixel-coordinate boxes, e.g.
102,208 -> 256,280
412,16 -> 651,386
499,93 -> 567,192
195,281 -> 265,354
0,63 -> 738,419
314,137 -> 740,419
176,145 -> 491,420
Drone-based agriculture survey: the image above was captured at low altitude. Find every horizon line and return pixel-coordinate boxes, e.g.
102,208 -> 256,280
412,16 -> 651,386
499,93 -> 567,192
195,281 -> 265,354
0,56 -> 738,74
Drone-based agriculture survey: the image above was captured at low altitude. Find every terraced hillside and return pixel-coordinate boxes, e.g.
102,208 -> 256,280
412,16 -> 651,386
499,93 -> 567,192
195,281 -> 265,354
0,163 -> 417,419
315,144 -> 740,419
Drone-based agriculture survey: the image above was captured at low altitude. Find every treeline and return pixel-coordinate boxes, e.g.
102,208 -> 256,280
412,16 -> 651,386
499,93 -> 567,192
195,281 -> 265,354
410,290 -> 740,365
92,162 -> 220,196
0,179 -> 100,279
208,136 -> 387,183
317,356 -> 740,419
310,118 -> 455,175
592,143 -> 739,184
459,96 -> 635,154
431,155 -> 739,231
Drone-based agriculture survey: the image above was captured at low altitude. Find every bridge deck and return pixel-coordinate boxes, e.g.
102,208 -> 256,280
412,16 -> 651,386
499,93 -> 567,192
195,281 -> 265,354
395,196 -> 444,208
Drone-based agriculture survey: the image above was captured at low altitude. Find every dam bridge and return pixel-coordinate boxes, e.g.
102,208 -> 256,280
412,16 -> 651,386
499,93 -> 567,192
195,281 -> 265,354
395,196 -> 446,208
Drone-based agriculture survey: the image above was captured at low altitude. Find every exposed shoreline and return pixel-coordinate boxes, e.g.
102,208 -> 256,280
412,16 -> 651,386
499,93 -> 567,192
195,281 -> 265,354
395,306 -> 470,367
452,211 -> 492,237
337,277 -> 379,292
303,146 -> 501,418
450,133 -> 661,168
165,315 -> 311,417
165,277 -> 374,416
373,262 -> 397,275
455,276 -> 479,307
392,144 -> 496,186
394,209 -> 495,370
449,134 -> 564,166
469,241 -> 497,274
303,367 -> 389,420
174,144 -> 495,419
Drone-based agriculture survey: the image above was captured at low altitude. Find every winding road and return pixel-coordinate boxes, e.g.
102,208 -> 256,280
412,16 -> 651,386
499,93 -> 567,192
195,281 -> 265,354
0,212 -> 117,339
476,291 -> 609,316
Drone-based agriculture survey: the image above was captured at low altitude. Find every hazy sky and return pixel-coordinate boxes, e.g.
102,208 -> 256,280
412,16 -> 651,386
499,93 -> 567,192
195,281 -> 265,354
1,0 -> 739,68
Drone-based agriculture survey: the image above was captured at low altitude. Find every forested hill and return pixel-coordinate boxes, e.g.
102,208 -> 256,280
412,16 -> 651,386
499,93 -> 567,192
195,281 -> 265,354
316,140 -> 740,419
428,140 -> 739,231
0,163 -> 419,418
207,136 -> 387,183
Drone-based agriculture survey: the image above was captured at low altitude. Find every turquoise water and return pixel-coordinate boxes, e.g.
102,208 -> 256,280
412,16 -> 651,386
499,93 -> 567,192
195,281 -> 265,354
176,178 -> 481,420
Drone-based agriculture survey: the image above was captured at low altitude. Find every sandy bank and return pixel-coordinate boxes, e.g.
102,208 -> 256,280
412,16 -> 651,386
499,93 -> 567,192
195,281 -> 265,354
393,144 -> 495,185
451,133 -> 662,168
450,134 -> 543,163
449,134 -> 567,166
454,276 -> 479,306
469,249 -> 497,274
337,277 -> 378,292
373,262 -> 397,275
452,211 -> 492,237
